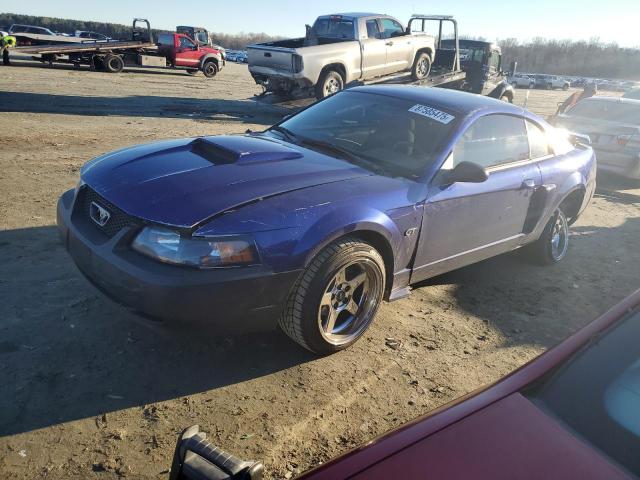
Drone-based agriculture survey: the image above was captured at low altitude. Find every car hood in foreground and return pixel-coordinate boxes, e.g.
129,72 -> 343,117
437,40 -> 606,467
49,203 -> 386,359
81,135 -> 372,228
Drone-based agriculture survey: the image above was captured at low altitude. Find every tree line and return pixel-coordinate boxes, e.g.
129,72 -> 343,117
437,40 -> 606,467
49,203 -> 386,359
2,12 -> 639,79
499,37 -> 640,80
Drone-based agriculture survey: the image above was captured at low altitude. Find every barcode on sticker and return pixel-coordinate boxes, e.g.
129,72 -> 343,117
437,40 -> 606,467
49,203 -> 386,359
408,104 -> 455,124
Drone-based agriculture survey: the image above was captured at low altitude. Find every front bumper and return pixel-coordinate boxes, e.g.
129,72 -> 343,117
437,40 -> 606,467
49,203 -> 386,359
594,148 -> 640,179
56,188 -> 301,332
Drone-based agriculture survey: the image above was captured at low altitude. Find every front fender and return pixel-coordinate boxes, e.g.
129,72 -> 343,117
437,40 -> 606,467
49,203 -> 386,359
294,206 -> 402,269
489,81 -> 514,101
199,53 -> 220,69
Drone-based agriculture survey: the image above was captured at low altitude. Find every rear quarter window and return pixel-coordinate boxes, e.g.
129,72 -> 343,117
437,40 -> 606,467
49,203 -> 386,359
313,17 -> 355,39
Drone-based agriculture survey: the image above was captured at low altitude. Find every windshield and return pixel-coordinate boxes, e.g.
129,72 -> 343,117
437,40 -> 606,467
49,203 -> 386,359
274,91 -> 458,177
528,310 -> 640,475
568,99 -> 640,124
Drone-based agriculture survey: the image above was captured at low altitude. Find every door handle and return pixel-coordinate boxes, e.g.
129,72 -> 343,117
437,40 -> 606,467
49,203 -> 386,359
385,41 -> 394,46
522,179 -> 536,188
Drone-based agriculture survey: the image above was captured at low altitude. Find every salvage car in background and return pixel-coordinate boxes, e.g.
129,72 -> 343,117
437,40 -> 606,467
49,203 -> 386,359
57,86 -> 595,354
169,289 -> 640,479
623,88 -> 640,100
534,74 -> 570,90
248,13 -> 436,99
509,73 -> 535,88
553,97 -> 640,179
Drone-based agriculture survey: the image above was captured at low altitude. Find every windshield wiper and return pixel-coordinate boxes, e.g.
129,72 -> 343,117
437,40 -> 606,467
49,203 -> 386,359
299,138 -> 391,174
269,125 -> 299,144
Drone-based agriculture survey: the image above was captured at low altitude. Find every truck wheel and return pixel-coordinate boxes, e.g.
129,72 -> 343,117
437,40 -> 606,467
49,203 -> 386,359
524,209 -> 569,265
104,54 -> 124,73
562,83 -> 569,91
315,69 -> 344,99
278,236 -> 386,354
411,52 -> 431,81
202,60 -> 218,78
500,92 -> 513,103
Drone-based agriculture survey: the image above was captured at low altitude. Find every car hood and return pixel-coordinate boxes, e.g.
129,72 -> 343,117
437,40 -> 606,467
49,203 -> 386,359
81,135 -> 372,228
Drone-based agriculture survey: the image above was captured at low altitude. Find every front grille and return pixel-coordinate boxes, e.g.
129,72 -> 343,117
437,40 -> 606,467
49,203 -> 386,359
75,187 -> 135,237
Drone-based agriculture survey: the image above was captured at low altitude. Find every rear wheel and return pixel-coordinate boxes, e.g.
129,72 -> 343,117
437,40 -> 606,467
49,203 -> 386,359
411,52 -> 431,81
524,209 -> 569,264
279,237 -> 386,354
202,60 -> 218,78
104,54 -> 124,73
315,69 -> 344,100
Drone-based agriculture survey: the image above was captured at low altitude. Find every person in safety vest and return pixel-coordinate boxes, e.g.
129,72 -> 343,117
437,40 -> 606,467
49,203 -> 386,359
1,33 -> 17,65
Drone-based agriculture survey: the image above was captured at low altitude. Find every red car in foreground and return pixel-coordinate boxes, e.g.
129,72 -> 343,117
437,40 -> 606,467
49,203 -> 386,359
171,289 -> 640,479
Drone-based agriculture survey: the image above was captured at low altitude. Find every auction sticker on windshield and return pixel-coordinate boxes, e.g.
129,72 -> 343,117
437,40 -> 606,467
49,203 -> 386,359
408,104 -> 455,124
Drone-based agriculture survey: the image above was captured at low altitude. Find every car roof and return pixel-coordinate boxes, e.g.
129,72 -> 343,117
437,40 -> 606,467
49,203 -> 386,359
319,12 -> 384,19
348,85 -> 523,117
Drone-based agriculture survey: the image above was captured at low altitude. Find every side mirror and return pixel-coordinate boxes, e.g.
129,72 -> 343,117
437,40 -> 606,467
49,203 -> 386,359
568,132 -> 591,146
447,161 -> 489,184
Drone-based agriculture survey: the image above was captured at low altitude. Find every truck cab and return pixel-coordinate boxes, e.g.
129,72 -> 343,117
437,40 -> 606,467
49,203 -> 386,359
442,39 -> 513,102
156,32 -> 223,77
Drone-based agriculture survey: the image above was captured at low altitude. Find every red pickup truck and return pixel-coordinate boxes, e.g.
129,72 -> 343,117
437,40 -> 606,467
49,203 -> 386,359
156,32 -> 223,77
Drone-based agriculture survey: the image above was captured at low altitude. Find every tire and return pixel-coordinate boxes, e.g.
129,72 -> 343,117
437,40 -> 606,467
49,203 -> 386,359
201,60 -> 218,78
315,69 -> 344,100
186,69 -> 198,75
279,237 -> 386,354
500,93 -> 513,103
524,209 -> 569,265
411,52 -> 431,81
104,54 -> 124,73
562,83 -> 569,91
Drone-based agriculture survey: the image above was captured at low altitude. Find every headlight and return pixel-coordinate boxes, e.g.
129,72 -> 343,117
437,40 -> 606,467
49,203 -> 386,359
132,226 -> 259,268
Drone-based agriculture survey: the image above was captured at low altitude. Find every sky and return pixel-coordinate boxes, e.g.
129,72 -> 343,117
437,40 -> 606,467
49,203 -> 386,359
6,0 -> 639,47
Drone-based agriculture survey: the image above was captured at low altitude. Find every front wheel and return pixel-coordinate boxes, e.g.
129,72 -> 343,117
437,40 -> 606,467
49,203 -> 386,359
315,69 -> 344,100
411,52 -> 431,81
201,60 -> 218,78
524,209 -> 569,264
279,237 -> 386,354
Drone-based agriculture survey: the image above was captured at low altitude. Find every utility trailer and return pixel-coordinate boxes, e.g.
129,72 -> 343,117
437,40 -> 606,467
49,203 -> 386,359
8,19 -> 223,78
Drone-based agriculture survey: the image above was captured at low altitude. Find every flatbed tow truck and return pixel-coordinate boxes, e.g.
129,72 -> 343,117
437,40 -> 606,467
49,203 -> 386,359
7,19 -> 224,78
256,16 -> 513,107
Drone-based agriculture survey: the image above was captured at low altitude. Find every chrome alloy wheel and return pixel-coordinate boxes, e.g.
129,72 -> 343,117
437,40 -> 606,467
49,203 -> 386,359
325,77 -> 341,95
416,57 -> 430,78
550,212 -> 569,261
317,260 -> 382,345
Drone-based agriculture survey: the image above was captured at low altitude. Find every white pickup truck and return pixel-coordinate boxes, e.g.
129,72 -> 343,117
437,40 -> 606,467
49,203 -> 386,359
248,13 -> 436,99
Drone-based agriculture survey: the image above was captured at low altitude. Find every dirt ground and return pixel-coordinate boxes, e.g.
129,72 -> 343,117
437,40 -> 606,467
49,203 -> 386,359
1,60 -> 639,480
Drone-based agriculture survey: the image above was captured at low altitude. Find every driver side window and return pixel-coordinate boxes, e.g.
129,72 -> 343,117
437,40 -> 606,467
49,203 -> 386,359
444,114 -> 530,172
179,37 -> 195,49
380,18 -> 404,39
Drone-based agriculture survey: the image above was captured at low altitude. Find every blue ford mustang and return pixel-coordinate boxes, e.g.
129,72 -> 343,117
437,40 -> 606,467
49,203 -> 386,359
57,86 -> 596,353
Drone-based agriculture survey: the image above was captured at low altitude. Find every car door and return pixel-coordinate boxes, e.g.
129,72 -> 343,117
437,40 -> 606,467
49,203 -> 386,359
479,48 -> 502,95
174,35 -> 201,68
411,114 -> 542,282
380,18 -> 413,74
360,19 -> 388,80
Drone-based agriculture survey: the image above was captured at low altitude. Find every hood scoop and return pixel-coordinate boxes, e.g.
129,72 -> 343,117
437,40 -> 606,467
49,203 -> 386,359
190,135 -> 303,165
